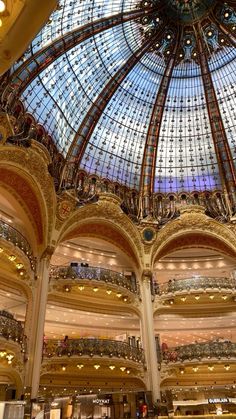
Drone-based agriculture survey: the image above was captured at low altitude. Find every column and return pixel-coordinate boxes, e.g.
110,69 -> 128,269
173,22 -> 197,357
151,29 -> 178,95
140,270 -> 160,403
24,248 -> 52,399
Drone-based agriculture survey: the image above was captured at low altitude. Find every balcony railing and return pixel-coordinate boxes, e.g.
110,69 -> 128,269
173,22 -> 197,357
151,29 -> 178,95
43,338 -> 145,364
0,219 -> 36,270
62,169 -> 235,223
0,310 -> 26,351
162,341 -> 236,363
50,265 -> 140,296
158,277 -> 236,295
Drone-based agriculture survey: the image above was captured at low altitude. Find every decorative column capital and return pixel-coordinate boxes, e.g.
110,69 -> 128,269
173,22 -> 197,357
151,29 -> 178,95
142,270 -> 153,284
40,246 -> 55,266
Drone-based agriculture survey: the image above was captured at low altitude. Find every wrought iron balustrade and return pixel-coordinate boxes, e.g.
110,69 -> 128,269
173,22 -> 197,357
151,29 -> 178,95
43,338 -> 145,364
0,219 -> 35,270
162,341 -> 236,363
66,170 -> 234,223
50,265 -> 140,295
0,310 -> 26,351
159,276 -> 236,295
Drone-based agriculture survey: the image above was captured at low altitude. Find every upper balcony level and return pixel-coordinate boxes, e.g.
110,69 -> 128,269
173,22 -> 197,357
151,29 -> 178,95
0,219 -> 36,271
0,310 -> 26,352
43,337 -> 145,365
49,264 -> 140,299
155,276 -> 236,306
162,340 -> 236,364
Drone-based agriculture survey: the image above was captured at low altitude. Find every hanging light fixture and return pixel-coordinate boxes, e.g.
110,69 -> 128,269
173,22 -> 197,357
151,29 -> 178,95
0,1 -> 6,13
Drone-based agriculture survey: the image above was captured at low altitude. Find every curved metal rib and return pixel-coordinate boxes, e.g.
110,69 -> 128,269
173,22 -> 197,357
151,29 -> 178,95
62,24 -> 167,187
7,8 -> 156,95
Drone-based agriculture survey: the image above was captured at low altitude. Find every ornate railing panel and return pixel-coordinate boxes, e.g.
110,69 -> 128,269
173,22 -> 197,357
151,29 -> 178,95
50,265 -> 140,296
163,341 -> 236,363
0,311 -> 26,351
159,277 -> 236,295
67,170 -> 234,223
0,219 -> 36,270
43,338 -> 145,364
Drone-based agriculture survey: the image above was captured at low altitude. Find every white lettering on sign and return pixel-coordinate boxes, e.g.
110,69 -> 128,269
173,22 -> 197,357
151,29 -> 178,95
93,399 -> 110,405
208,398 -> 229,404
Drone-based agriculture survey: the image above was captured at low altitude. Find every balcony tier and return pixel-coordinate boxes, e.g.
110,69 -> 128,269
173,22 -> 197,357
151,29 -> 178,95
0,219 -> 35,270
43,338 -> 145,364
0,310 -> 26,352
50,265 -> 140,297
163,341 -> 236,363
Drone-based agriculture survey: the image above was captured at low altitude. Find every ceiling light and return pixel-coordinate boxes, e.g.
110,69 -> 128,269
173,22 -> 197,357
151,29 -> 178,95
109,365 -> 115,370
0,247 -> 3,253
94,364 -> 100,369
193,366 -> 199,372
16,263 -> 24,270
123,296 -> 128,302
126,369 -> 131,374
77,364 -> 84,369
179,368 -> 185,374
209,294 -> 214,300
116,293 -> 122,298
93,287 -> 98,292
0,1 -> 6,13
106,290 -> 112,295
207,30 -> 213,37
208,365 -> 214,371
8,255 -> 16,261
224,365 -> 230,371
120,367 -> 126,372
62,366 -> 66,371
222,295 -> 227,300
181,296 -> 186,302
194,295 -> 200,300
78,285 -> 84,291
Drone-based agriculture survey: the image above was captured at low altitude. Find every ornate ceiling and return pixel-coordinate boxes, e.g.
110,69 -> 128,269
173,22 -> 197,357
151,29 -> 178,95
7,0 -> 236,194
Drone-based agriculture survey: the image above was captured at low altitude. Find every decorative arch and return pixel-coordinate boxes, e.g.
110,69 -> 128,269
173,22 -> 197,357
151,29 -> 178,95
0,369 -> 23,398
0,167 -> 44,245
0,144 -> 57,249
152,207 -> 236,264
57,196 -> 144,270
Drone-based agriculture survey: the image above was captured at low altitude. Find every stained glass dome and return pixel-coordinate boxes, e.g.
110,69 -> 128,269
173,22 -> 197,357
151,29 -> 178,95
6,0 -> 236,195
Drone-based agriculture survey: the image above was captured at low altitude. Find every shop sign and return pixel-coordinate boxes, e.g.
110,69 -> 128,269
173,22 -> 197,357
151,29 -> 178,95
93,399 -> 110,405
208,398 -> 229,404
